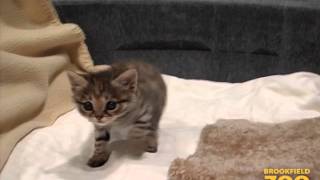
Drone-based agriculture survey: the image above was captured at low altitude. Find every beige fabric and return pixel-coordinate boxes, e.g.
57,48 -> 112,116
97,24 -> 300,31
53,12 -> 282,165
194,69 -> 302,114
0,0 -> 94,170
168,118 -> 320,180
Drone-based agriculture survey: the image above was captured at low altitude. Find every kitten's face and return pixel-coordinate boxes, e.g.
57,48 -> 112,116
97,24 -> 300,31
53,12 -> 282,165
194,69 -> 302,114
68,69 -> 138,126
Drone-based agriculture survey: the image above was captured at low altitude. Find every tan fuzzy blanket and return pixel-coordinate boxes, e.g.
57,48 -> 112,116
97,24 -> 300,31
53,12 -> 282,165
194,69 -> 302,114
168,118 -> 320,180
0,0 -> 95,170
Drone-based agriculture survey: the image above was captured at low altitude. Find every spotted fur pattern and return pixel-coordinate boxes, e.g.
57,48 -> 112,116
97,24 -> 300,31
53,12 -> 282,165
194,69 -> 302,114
68,61 -> 166,167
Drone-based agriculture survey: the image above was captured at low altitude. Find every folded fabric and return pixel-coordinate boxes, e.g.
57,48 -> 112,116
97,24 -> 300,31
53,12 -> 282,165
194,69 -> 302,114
0,0 -> 94,170
168,118 -> 320,180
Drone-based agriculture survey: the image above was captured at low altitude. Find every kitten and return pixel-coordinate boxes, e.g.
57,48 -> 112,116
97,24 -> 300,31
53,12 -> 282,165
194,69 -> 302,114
67,61 -> 166,167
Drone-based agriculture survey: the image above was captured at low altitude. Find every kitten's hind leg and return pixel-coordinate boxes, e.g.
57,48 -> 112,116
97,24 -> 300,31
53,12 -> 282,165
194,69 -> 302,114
145,131 -> 158,153
87,128 -> 111,168
129,110 -> 161,153
134,120 -> 159,153
145,111 -> 162,153
127,127 -> 158,153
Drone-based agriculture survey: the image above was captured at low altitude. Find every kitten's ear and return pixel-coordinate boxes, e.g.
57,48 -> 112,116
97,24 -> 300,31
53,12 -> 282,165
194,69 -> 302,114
67,71 -> 88,90
113,69 -> 138,92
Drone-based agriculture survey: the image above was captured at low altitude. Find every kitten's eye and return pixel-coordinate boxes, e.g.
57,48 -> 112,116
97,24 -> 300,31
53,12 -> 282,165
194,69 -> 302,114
106,101 -> 117,111
82,101 -> 93,111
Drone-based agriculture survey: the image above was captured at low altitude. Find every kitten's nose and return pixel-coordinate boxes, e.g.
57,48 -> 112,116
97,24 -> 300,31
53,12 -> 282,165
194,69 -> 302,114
95,115 -> 103,120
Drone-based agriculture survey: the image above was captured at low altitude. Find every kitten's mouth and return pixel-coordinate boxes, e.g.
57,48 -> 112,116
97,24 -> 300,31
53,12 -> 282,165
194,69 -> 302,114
94,122 -> 110,127
93,119 -> 114,126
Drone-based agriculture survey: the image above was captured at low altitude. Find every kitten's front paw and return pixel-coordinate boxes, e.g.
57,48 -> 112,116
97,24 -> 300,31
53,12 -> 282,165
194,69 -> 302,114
87,154 -> 110,168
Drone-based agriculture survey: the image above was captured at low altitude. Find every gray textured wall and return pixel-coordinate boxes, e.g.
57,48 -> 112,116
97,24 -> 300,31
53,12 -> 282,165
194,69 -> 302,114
54,0 -> 320,82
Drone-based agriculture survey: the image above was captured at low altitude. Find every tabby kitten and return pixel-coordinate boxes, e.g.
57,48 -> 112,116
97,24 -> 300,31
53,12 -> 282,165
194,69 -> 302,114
68,61 -> 166,167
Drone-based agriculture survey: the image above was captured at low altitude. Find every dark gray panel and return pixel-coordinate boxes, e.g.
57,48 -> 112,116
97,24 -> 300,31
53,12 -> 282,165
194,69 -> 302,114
54,0 -> 320,82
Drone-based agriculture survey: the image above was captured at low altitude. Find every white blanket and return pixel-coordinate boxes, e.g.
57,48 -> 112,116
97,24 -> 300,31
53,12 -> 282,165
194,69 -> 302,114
1,72 -> 320,180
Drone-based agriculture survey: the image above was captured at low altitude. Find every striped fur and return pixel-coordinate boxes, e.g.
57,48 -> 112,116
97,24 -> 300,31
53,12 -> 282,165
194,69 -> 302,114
68,61 -> 166,167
